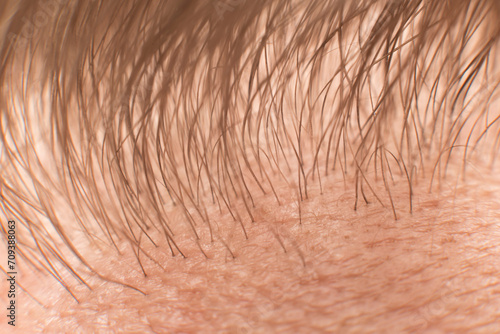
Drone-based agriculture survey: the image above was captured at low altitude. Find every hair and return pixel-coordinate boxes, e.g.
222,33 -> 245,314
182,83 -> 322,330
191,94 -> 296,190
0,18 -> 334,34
1,0 -> 500,299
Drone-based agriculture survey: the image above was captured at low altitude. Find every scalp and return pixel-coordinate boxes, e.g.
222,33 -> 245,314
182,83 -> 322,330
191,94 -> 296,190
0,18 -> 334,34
1,1 -> 500,332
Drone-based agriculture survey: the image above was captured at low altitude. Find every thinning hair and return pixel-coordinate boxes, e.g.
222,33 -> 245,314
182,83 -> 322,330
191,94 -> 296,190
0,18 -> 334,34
1,0 -> 500,296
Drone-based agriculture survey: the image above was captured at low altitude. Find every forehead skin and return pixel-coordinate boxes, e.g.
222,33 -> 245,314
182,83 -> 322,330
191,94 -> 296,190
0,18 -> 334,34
13,165 -> 500,333
1,0 -> 500,333
7,158 -> 500,333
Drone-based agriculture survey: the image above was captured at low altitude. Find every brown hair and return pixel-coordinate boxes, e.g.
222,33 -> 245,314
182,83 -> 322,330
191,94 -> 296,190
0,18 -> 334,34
1,0 -> 499,296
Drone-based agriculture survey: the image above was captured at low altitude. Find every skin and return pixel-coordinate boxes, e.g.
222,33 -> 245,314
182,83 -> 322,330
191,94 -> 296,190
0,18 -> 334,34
2,153 -> 500,333
1,0 -> 500,332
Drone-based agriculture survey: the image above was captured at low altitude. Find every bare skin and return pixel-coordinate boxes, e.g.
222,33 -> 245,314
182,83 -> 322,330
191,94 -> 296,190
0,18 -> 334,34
1,0 -> 500,333
1,154 -> 499,333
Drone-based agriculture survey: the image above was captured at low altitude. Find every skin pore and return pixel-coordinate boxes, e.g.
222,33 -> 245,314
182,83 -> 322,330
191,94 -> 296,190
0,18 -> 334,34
1,0 -> 500,332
